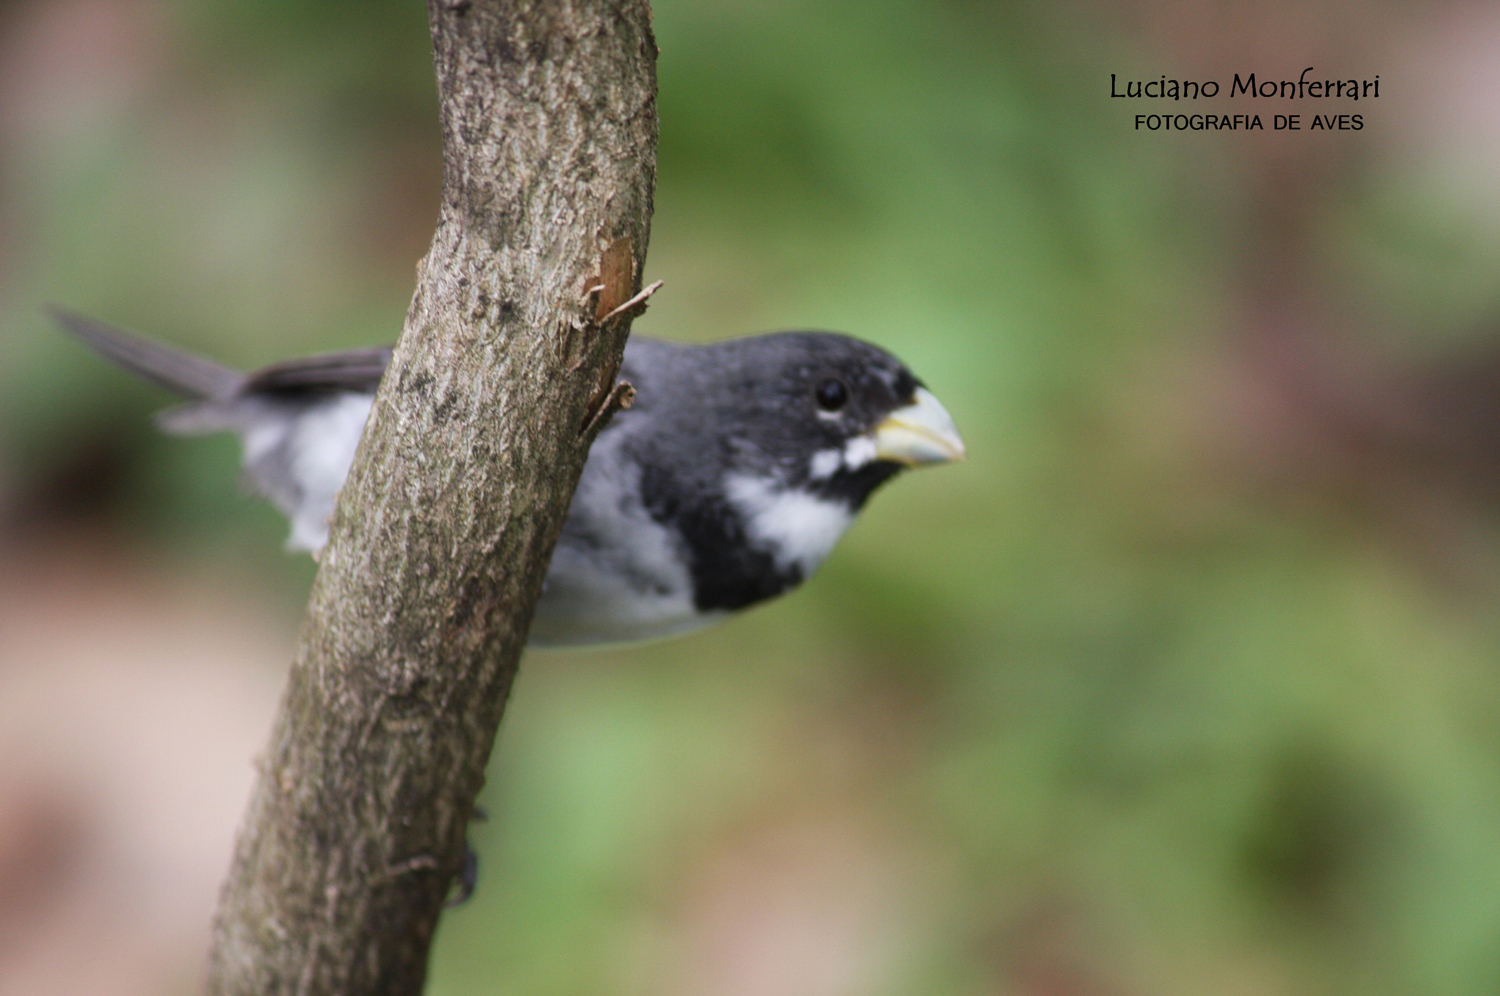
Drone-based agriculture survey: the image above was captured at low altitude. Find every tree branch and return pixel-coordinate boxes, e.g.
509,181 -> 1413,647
206,2 -> 657,993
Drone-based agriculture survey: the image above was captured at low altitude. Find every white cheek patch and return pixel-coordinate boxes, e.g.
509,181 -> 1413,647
809,449 -> 842,479
842,434 -> 878,470
726,474 -> 854,577
809,435 -> 879,480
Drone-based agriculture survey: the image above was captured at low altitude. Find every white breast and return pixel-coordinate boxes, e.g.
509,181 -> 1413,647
280,393 -> 376,551
528,443 -> 706,646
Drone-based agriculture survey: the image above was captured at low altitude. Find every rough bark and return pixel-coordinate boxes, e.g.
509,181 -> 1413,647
205,2 -> 656,993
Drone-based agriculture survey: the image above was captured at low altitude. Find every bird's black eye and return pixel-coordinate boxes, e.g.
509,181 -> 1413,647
815,378 -> 848,411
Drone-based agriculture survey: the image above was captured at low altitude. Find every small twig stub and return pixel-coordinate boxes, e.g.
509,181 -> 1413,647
581,380 -> 636,438
598,279 -> 663,326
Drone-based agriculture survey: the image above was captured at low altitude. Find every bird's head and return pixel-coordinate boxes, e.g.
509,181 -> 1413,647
695,331 -> 965,508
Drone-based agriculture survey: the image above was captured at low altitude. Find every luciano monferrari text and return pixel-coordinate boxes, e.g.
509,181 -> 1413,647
1111,68 -> 1380,102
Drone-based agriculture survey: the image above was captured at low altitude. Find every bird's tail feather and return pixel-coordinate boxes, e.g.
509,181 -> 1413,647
50,307 -> 244,401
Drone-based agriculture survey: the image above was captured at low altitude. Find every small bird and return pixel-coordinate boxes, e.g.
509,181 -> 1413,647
54,311 -> 965,646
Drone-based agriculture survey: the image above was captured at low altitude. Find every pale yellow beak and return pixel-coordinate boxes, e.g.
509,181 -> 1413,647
873,387 -> 966,466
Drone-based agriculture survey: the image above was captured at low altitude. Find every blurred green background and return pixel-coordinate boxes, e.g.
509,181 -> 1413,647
6,1 -> 1500,994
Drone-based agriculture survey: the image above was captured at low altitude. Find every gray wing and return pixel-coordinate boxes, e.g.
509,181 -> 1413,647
53,309 -> 391,551
53,307 -> 394,399
51,307 -> 244,400
243,348 -> 393,395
